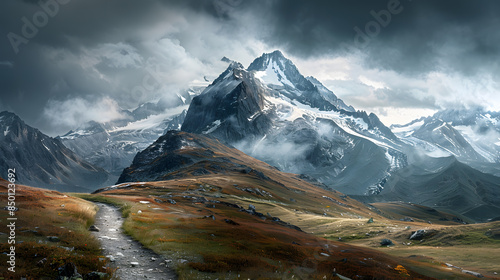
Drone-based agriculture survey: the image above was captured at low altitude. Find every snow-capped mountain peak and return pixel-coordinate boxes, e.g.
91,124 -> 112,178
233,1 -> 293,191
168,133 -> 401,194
247,51 -> 354,112
182,51 -> 407,195
248,50 -> 313,91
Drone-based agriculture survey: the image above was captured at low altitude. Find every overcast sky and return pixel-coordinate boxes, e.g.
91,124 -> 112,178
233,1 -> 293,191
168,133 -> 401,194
1,0 -> 499,136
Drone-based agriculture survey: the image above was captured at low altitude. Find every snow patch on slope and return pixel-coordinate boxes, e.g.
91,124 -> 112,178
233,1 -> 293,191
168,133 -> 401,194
203,120 -> 222,134
392,120 -> 425,137
254,59 -> 294,88
455,125 -> 498,162
264,95 -> 398,151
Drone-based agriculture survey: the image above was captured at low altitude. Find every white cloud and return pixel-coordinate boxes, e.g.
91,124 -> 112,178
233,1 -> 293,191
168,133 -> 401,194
42,97 -> 127,130
93,43 -> 143,68
0,61 -> 14,68
293,53 -> 500,126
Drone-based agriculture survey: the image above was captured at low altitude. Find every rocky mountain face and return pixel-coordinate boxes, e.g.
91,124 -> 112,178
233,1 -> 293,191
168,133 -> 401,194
182,51 -> 407,195
0,111 -> 109,192
117,130 -> 276,184
60,88 -> 201,181
109,52 -> 500,221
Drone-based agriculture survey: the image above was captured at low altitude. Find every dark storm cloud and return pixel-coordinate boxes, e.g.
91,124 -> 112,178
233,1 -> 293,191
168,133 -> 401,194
253,0 -> 500,75
0,0 -> 247,135
1,0 -> 499,135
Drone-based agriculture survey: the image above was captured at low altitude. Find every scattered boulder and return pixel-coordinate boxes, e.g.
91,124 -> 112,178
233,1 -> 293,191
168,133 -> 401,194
409,229 -> 437,240
452,217 -> 467,224
57,262 -> 82,280
21,229 -> 40,235
445,263 -> 462,270
83,272 -> 108,280
88,225 -> 100,232
409,230 -> 426,240
224,219 -> 239,225
462,270 -> 484,278
37,258 -> 47,267
367,217 -> 374,224
380,239 -> 394,246
47,236 -> 61,242
485,229 -> 500,240
400,217 -> 414,222
167,199 -> 176,205
130,262 -> 139,267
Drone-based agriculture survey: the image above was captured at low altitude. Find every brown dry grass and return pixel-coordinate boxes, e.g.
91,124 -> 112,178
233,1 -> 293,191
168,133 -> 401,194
0,179 -> 111,279
88,181 -> 437,280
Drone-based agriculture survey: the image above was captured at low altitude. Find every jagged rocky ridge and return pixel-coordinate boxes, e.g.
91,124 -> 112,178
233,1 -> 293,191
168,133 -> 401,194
182,51 -> 407,195
117,130 -> 278,184
110,51 -> 500,221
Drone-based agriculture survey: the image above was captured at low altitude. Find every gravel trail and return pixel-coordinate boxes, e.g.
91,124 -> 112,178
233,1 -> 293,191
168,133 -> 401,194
91,203 -> 177,280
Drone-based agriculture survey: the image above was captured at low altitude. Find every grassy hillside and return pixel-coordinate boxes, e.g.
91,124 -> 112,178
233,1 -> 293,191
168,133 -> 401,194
0,178 -> 111,279
81,175 -> 461,280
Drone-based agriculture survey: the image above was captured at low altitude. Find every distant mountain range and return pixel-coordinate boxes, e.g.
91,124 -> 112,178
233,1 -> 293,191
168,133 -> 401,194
0,111 -> 108,192
2,51 -> 499,221
59,87 -> 203,182
392,108 -> 500,176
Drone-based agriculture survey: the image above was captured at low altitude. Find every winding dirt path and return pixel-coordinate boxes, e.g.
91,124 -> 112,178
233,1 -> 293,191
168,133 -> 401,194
91,203 -> 177,280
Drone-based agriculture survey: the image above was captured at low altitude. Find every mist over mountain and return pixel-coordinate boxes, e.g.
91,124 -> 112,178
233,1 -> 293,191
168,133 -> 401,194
182,51 -> 407,195
4,50 -> 499,222
393,108 -> 500,176
59,88 -> 202,180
